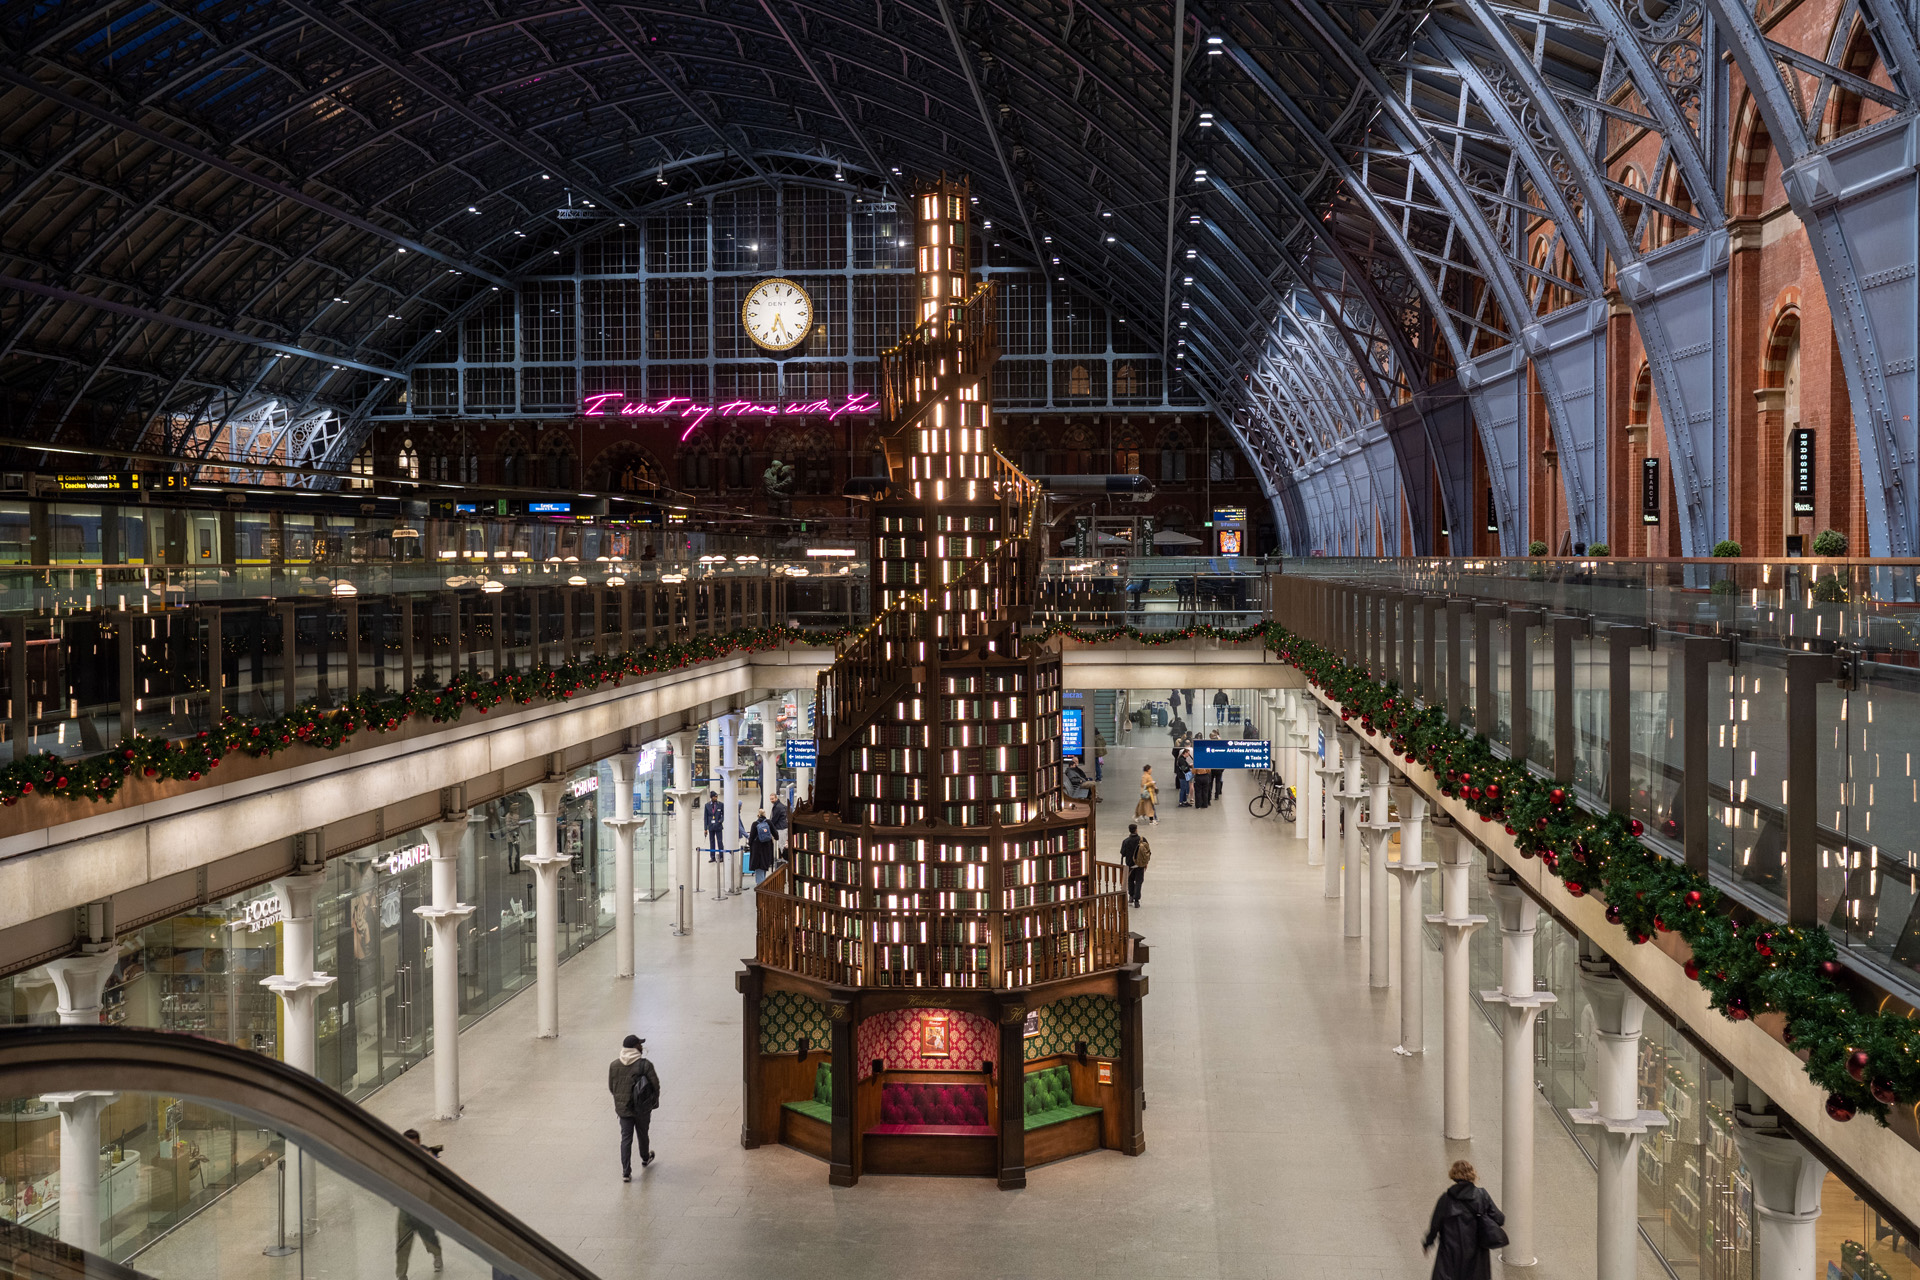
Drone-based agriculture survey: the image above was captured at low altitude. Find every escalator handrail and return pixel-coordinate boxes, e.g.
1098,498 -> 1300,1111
0,1025 -> 601,1280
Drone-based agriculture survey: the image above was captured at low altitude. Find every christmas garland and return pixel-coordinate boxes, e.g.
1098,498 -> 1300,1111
1034,616 -> 1906,1124
1252,621 -> 1901,1127
2,624 -> 851,810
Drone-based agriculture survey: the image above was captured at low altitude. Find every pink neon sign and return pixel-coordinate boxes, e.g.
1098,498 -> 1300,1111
580,391 -> 879,439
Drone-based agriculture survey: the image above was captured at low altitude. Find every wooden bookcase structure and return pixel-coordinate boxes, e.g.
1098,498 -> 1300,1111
742,178 -> 1146,1188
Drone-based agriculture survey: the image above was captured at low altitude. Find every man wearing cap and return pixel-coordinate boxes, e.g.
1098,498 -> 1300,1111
702,790 -> 725,863
609,1034 -> 661,1181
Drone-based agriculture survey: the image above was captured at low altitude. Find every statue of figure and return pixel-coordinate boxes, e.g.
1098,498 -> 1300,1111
764,457 -> 794,498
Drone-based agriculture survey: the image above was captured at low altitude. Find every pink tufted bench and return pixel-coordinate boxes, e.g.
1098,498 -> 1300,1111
865,1080 -> 994,1136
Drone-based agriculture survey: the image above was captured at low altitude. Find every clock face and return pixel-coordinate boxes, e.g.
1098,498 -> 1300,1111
741,278 -> 814,352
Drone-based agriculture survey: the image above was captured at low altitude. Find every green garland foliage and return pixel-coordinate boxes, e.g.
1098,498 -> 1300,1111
2,624 -> 850,810
1035,616 -> 1900,1125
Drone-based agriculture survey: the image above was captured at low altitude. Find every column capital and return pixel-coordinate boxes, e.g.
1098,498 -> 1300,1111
605,753 -> 635,787
525,780 -> 567,814
1731,1107 -> 1827,1219
40,1090 -> 114,1110
603,816 -> 647,833
1578,957 -> 1647,1036
45,951 -> 118,1020
416,903 -> 475,925
272,870 -> 329,922
423,817 -> 471,859
1386,861 -> 1438,880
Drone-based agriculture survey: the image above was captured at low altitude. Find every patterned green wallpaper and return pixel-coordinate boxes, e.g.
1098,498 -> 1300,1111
1024,994 -> 1120,1061
759,991 -> 834,1054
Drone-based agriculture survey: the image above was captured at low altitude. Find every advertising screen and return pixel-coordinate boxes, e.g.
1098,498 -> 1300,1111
1061,708 -> 1084,757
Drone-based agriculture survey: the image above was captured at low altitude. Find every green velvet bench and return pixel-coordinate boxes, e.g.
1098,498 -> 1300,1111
1023,1065 -> 1104,1166
780,1062 -> 834,1159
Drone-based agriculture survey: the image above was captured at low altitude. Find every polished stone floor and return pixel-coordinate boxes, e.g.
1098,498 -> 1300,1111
366,743 -> 1655,1278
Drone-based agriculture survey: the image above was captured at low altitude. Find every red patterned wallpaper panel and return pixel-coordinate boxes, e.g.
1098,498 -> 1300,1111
855,1007 -> 996,1079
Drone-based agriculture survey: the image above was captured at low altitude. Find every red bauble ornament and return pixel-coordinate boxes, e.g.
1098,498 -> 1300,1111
1683,959 -> 1701,980
1549,788 -> 1566,805
1826,1094 -> 1858,1122
1518,846 -> 1534,859
1872,1079 -> 1898,1106
1633,933 -> 1650,945
1566,882 -> 1586,897
1629,818 -> 1644,836
1685,890 -> 1703,907
1726,996 -> 1750,1021
1654,918 -> 1669,932
1536,817 -> 1550,830
1605,904 -> 1622,924
1818,959 -> 1842,980
1484,783 -> 1501,801
1848,1049 -> 1870,1082
1504,825 -> 1516,836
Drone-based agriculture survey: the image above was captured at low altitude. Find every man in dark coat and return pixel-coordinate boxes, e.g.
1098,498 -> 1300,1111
1119,823 -> 1146,907
609,1034 -> 661,1181
1422,1162 -> 1504,1280
702,791 -> 725,862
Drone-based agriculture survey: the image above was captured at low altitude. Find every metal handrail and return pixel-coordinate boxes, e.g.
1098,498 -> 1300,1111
0,1026 -> 601,1280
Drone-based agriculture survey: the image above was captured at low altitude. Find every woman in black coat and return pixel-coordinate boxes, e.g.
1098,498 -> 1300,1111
1422,1160 -> 1504,1280
747,810 -> 778,882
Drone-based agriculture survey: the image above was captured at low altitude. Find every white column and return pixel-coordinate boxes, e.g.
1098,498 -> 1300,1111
1427,819 -> 1485,1138
718,713 -> 744,897
1304,707 -> 1330,868
605,754 -> 638,978
1317,716 -> 1344,893
524,781 -> 567,1039
415,818 -> 475,1121
1339,735 -> 1364,935
1361,754 -> 1395,988
261,872 -> 335,1074
1385,788 -> 1435,1056
1288,692 -> 1313,844
41,1091 -> 111,1253
1482,872 -> 1555,1268
1731,1092 -> 1826,1280
43,950 -> 118,1253
668,730 -> 698,936
1570,955 -> 1667,1280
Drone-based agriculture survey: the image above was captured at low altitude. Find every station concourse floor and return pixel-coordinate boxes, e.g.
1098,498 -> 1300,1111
367,743 -> 1655,1279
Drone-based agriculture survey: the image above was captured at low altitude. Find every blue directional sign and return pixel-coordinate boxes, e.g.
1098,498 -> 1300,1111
1061,708 -> 1084,757
785,739 -> 817,768
1192,738 -> 1271,770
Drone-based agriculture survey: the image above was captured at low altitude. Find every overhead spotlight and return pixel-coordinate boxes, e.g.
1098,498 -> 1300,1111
1183,276 -> 1194,284
1193,168 -> 1208,184
468,205 -> 480,213
1106,236 -> 1116,242
1185,248 -> 1198,259
1200,111 -> 1214,127
542,173 -> 551,179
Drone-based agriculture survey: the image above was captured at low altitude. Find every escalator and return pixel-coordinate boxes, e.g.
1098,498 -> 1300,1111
0,1026 -> 598,1280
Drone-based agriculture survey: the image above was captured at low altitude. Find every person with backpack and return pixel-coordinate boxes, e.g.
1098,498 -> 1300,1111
1213,689 -> 1231,724
1119,823 -> 1151,907
1173,744 -> 1193,807
747,809 -> 777,882
1422,1160 -> 1505,1279
609,1034 -> 661,1181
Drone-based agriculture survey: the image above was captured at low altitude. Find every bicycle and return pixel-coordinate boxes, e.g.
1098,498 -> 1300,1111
1248,770 -> 1296,822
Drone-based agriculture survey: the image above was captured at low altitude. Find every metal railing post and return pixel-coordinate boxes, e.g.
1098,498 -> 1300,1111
1786,650 -> 1838,926
1550,616 -> 1579,784
1473,603 -> 1499,739
1508,609 -> 1540,765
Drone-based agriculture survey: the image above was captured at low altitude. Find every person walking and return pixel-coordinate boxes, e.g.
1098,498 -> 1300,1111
1191,754 -> 1211,809
1208,732 -> 1227,803
1173,745 -> 1192,807
1213,689 -> 1230,724
702,790 -> 725,863
769,793 -> 790,858
1422,1160 -> 1505,1280
396,1130 -> 444,1277
1093,730 -> 1108,782
1134,766 -> 1158,825
1119,823 -> 1150,907
747,809 -> 777,883
609,1034 -> 662,1181
1181,688 -> 1194,717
